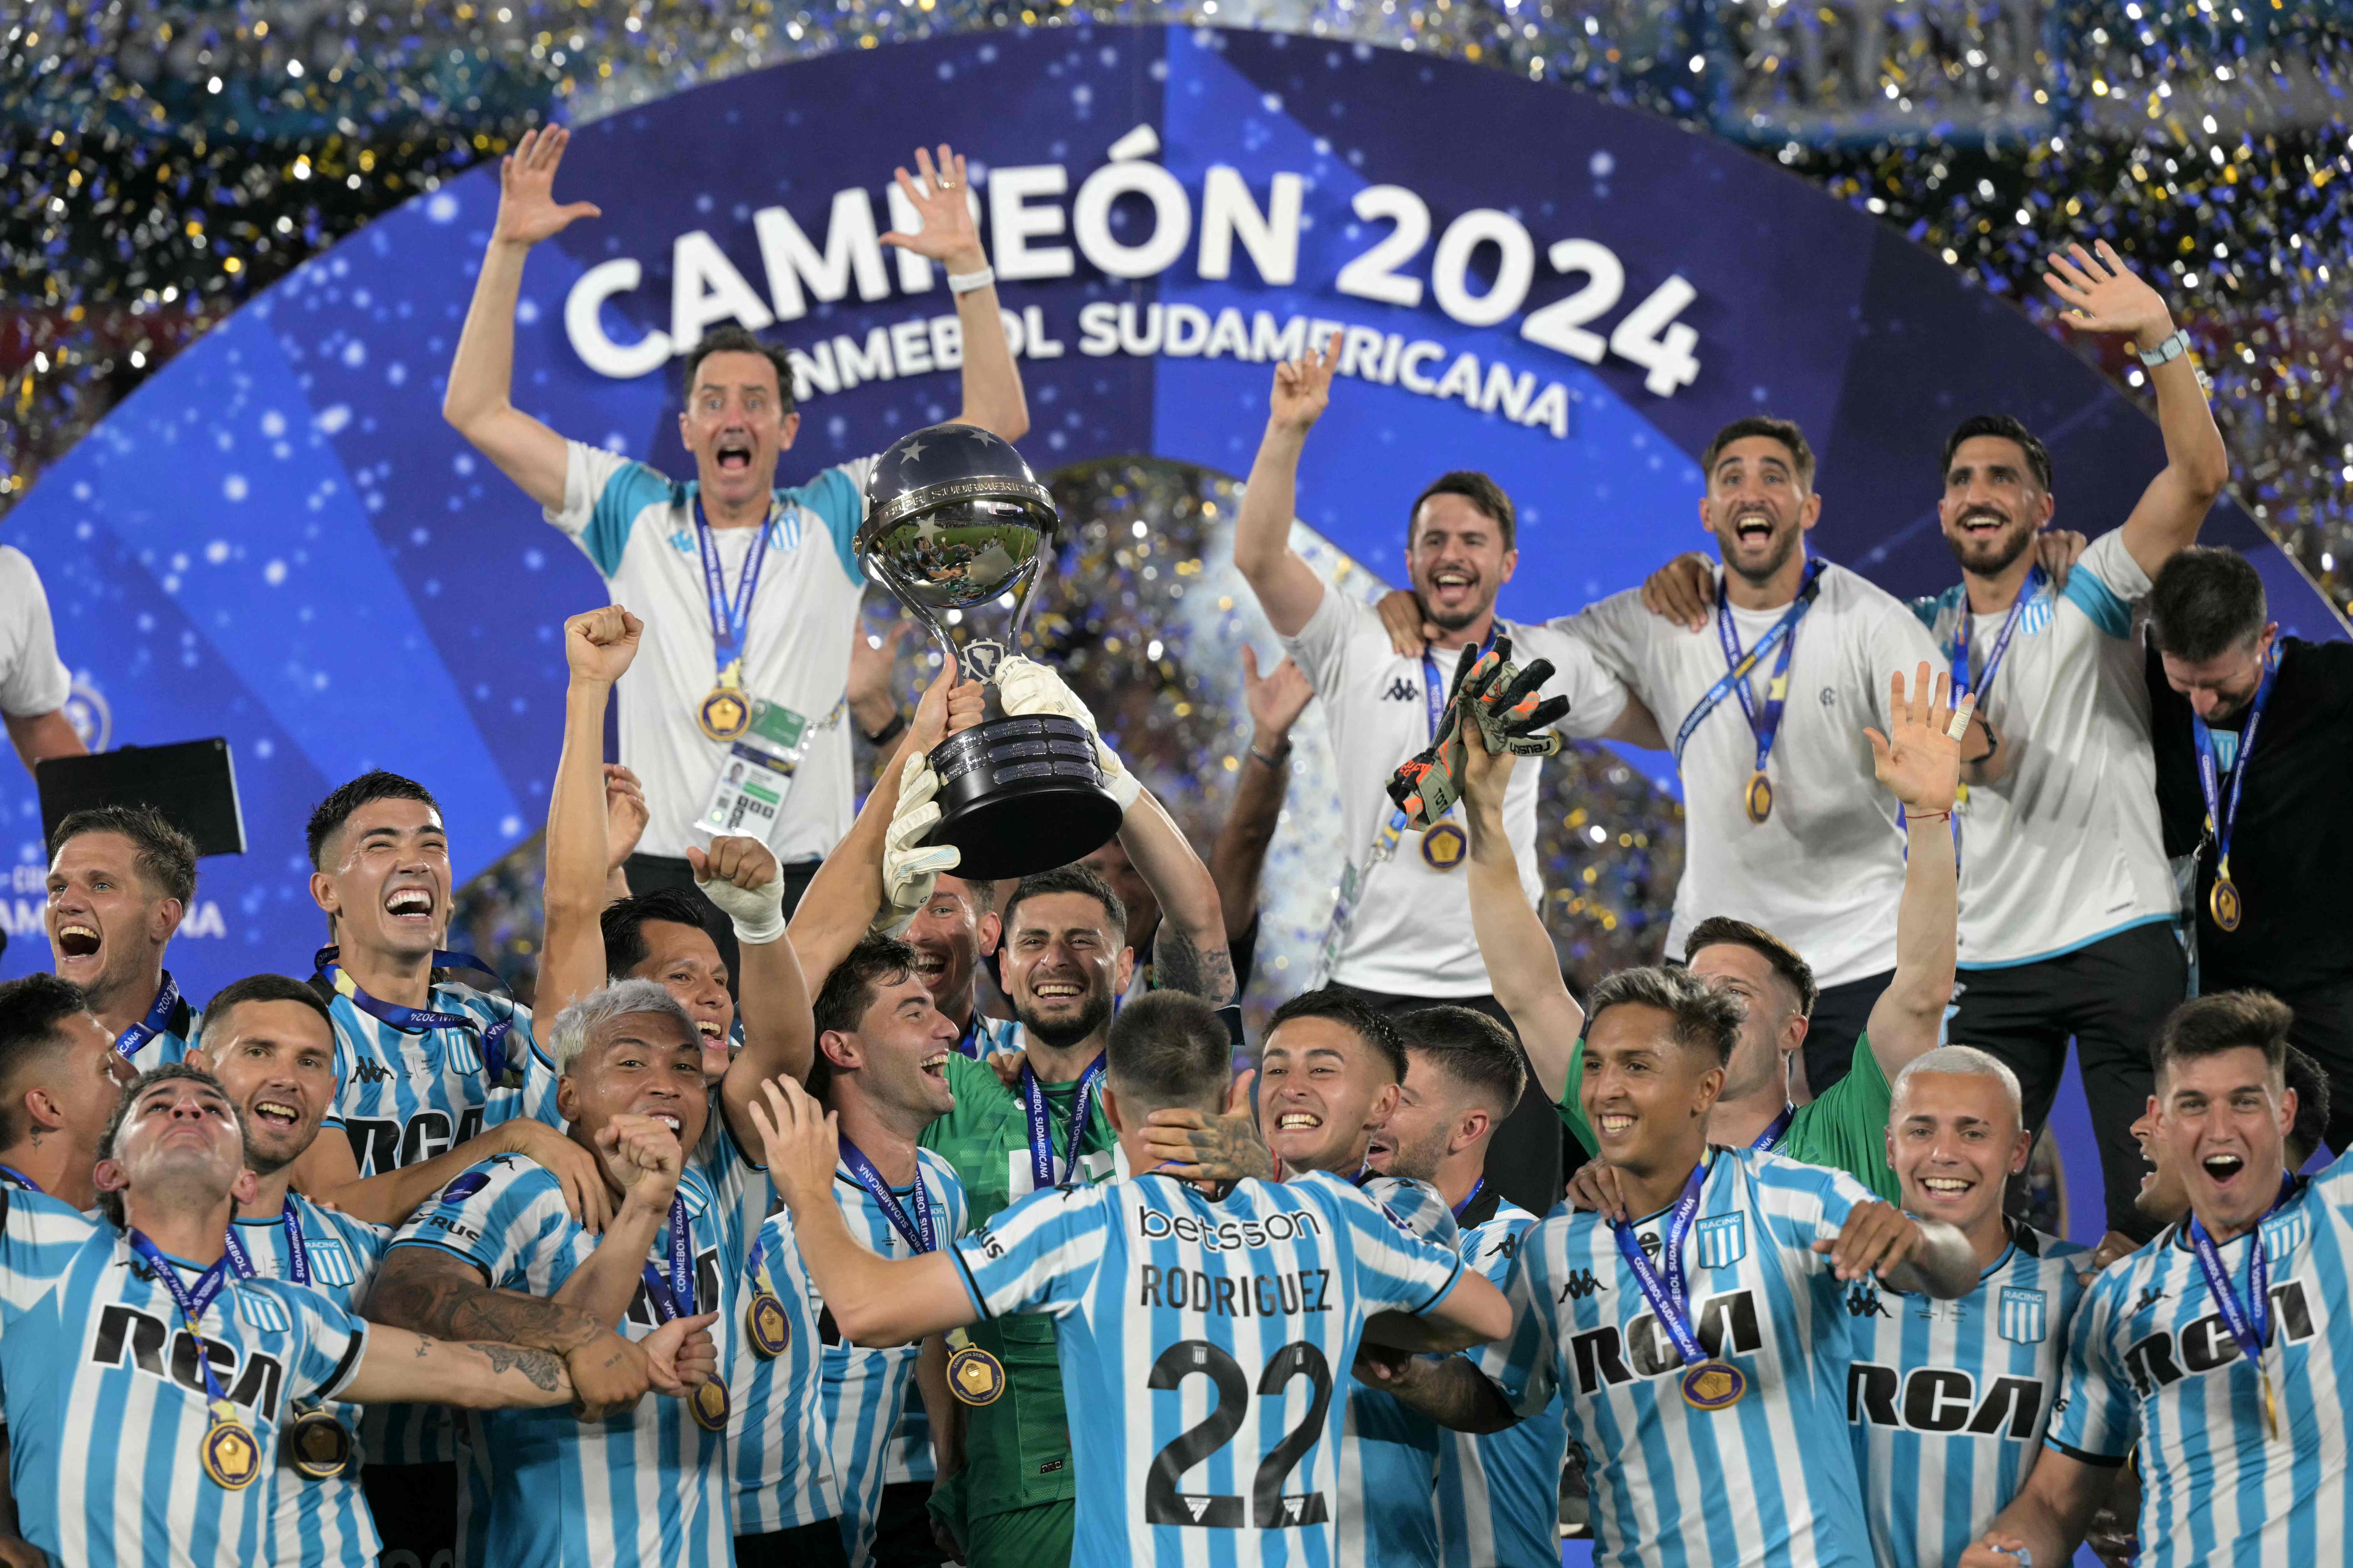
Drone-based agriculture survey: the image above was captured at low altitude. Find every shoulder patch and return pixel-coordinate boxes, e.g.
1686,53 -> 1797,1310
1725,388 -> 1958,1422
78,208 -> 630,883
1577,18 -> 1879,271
437,1169 -> 492,1207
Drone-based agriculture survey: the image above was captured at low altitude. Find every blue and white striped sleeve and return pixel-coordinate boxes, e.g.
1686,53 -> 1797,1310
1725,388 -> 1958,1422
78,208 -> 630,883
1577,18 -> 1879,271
386,1156 -> 571,1289
1753,1153 -> 1877,1275
2058,529 -> 2151,639
0,1189 -> 94,1317
792,460 -> 872,586
277,1283 -> 372,1404
1324,1178 -> 1465,1317
1474,1234 -> 1561,1419
1359,1176 -> 1462,1248
951,1182 -> 1114,1321
547,439 -> 675,578
2044,1273 -> 2136,1465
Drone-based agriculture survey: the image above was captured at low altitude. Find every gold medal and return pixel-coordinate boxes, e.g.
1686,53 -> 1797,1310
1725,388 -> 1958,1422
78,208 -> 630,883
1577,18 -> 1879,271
690,1378 -> 731,1432
286,1405 -> 354,1481
1420,822 -> 1468,871
2260,1365 -> 2282,1442
201,1408 -> 263,1490
948,1345 -> 1006,1406
698,686 -> 752,742
745,1290 -> 790,1361
1744,772 -> 1773,825
1680,1359 -> 1747,1412
2211,872 -> 2243,933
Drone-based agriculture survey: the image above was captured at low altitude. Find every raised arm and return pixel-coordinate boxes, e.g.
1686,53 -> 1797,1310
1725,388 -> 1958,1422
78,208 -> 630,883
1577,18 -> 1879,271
1862,663 -> 1968,1079
1121,788 -> 1236,1008
442,127 -> 600,512
1957,1448 -> 2117,1567
700,835 -> 818,1124
880,145 -> 1027,442
542,606 -> 642,1023
1233,335 -> 1339,637
1460,742 -> 1583,1102
2043,241 -> 2227,578
1209,648 -> 1310,947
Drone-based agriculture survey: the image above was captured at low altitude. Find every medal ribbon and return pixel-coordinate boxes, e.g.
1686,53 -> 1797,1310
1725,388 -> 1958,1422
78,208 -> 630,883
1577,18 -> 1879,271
0,1165 -> 41,1193
838,1138 -> 937,1254
222,1207 -> 312,1286
638,1195 -> 698,1321
126,1230 -> 241,1415
315,946 -> 516,1093
1751,1105 -> 1795,1154
2191,646 -> 2280,883
693,497 -> 773,684
2186,1175 -> 2296,1434
1948,566 -> 2042,708
1450,1177 -> 1487,1221
1020,1055 -> 1107,1190
1610,1157 -> 1713,1371
1673,559 -> 1827,768
114,971 -> 183,1060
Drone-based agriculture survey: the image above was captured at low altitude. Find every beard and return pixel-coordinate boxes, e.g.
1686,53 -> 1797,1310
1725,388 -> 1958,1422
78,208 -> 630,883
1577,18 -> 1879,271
1944,511 -> 2036,577
1016,988 -> 1115,1051
1720,524 -> 1800,587
1416,589 -> 1488,634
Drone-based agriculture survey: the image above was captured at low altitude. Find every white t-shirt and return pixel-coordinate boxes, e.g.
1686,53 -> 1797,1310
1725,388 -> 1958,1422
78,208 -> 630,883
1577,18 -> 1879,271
0,546 -> 71,719
1911,528 -> 2173,966
1559,562 -> 1941,989
548,441 -> 873,862
1282,588 -> 1630,998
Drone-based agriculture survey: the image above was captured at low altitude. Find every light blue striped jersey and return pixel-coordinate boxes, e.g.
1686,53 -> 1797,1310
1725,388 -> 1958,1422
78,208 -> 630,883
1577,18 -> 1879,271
952,1013 -> 1026,1062
387,1152 -> 745,1568
118,983 -> 200,1069
0,1190 -> 369,1568
2047,1155 -> 2353,1566
731,1202 -> 842,1535
1482,1148 -> 1881,1568
1843,1222 -> 2087,1568
317,970 -> 534,1467
231,1195 -> 394,1568
953,1169 -> 1468,1568
819,1148 -> 968,1568
1337,1175 -> 1458,1567
1436,1191 -> 1565,1568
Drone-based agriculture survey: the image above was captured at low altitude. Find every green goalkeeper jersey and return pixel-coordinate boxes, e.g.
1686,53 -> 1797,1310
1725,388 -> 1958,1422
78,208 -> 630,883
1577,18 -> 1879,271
920,1050 -> 1120,1519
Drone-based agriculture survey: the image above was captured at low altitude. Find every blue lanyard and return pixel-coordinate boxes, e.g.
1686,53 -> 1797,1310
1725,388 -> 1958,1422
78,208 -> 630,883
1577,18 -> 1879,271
0,1165 -> 40,1193
1450,1177 -> 1487,1221
222,1206 -> 311,1286
126,1231 -> 237,1407
2191,648 -> 2280,874
315,946 -> 516,1093
1751,1106 -> 1794,1154
838,1138 -> 937,1254
638,1195 -> 698,1320
115,972 -> 183,1060
1611,1157 -> 1713,1369
1673,560 -> 1827,767
1020,1055 -> 1107,1190
2186,1177 -> 2295,1384
693,498 -> 772,680
1949,566 -> 2042,706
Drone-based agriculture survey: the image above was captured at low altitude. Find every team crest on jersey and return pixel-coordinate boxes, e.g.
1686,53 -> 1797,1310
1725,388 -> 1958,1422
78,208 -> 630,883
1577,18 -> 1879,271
2020,592 -> 2055,636
237,1287 -> 294,1335
2263,1208 -> 2308,1267
1694,1214 -> 1747,1270
1997,1286 -> 2047,1345
305,1236 -> 358,1288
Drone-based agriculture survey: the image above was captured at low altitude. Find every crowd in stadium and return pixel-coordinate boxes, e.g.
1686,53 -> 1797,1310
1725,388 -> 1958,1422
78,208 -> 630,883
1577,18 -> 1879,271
0,124 -> 2347,1568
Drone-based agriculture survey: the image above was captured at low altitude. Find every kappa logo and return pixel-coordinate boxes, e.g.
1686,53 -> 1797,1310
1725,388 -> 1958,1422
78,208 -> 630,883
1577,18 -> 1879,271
1558,1267 -> 1607,1303
349,1060 -> 398,1086
2134,1285 -> 2167,1314
1845,1283 -> 1892,1320
1380,677 -> 1420,702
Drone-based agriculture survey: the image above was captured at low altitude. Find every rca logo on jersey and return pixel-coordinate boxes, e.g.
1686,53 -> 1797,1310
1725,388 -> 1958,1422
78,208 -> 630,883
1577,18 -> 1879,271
1997,1287 -> 2048,1345
2121,1277 -> 2316,1397
1568,1288 -> 1761,1392
1847,1363 -> 2048,1440
1694,1214 -> 1745,1269
1557,1268 -> 1606,1303
343,1109 -> 489,1175
91,1306 -> 285,1417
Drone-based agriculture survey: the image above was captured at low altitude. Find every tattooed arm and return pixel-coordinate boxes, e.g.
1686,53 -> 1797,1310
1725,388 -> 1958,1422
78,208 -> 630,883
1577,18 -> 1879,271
1140,1068 -> 1276,1182
364,1243 -> 659,1417
339,1314 -> 714,1414
1348,1348 -> 1519,1433
1121,788 -> 1236,1006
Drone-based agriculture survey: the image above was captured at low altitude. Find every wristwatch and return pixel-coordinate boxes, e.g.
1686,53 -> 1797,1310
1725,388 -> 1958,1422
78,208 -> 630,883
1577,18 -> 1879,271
2136,328 -> 2192,368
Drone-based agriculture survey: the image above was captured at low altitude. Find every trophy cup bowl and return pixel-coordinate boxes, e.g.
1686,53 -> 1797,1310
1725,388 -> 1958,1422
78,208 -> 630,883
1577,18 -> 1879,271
858,424 -> 1124,881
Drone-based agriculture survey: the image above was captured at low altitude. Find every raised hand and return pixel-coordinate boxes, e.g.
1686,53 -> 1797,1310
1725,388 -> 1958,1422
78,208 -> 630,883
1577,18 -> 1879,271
875,753 -> 960,937
494,126 -> 603,248
879,144 -> 986,271
1270,332 -> 1342,435
693,835 -> 787,944
850,618 -> 914,716
603,764 -> 648,871
1864,662 -> 1972,816
596,1114 -> 684,1212
1457,717 -> 1518,816
2044,240 -> 2175,348
745,1077 -> 842,1211
1241,646 -> 1314,745
565,605 -> 643,685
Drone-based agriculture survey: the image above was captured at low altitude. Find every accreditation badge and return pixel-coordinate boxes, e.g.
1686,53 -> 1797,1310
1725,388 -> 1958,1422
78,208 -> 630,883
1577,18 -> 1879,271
948,1345 -> 1006,1406
690,1378 -> 732,1432
202,1410 -> 264,1490
286,1405 -> 355,1481
1419,822 -> 1468,871
697,698 -> 810,847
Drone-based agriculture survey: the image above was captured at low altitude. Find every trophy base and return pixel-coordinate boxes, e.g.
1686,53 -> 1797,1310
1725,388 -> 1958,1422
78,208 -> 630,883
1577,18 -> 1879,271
924,714 -> 1125,881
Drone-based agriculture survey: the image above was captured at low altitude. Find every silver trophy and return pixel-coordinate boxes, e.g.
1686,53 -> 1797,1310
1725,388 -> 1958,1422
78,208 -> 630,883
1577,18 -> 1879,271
857,424 -> 1123,881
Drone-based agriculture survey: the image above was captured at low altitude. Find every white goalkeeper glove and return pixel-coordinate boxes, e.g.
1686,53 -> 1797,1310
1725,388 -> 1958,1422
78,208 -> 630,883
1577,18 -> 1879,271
875,753 -> 962,937
692,836 -> 787,947
993,654 -> 1141,811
